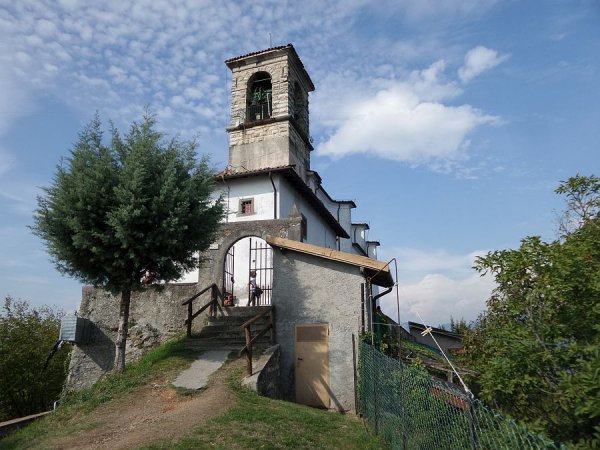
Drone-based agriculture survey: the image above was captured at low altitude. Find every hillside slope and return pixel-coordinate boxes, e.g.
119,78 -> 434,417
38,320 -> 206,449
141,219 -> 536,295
2,339 -> 382,449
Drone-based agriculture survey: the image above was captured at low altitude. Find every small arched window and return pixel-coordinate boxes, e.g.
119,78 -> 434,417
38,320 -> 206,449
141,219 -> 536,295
246,72 -> 272,122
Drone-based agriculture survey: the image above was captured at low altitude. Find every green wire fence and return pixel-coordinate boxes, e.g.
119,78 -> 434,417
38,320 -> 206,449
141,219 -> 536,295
359,341 -> 565,449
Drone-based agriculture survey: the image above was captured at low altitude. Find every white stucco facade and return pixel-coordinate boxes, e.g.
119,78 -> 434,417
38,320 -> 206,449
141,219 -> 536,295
220,173 -> 339,249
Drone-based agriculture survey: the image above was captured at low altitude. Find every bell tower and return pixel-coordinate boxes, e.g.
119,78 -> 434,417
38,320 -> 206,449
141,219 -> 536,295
225,44 -> 315,181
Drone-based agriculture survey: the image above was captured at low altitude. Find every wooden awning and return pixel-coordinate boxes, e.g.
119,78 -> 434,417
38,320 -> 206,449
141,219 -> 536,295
266,236 -> 394,287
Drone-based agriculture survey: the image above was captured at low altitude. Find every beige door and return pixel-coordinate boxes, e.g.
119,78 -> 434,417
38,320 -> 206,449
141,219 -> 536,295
295,323 -> 330,408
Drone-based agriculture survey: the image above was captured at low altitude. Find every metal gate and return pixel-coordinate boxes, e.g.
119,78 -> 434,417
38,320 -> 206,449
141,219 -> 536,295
223,245 -> 234,300
249,237 -> 273,305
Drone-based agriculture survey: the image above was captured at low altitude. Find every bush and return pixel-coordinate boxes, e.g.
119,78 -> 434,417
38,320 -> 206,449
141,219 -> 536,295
0,297 -> 70,421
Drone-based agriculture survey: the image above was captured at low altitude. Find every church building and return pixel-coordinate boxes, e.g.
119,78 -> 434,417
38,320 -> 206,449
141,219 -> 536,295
66,45 -> 394,413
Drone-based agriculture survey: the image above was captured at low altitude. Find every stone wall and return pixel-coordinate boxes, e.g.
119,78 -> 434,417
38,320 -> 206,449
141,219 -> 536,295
228,121 -> 288,148
197,218 -> 302,291
228,122 -> 310,182
66,283 -> 199,391
66,219 -> 301,392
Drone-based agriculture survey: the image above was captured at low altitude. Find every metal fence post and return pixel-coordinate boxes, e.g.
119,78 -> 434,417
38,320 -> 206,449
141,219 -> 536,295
469,400 -> 478,450
373,347 -> 379,433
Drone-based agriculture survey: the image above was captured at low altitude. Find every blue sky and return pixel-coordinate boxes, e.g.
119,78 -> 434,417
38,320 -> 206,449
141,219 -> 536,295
0,0 -> 598,326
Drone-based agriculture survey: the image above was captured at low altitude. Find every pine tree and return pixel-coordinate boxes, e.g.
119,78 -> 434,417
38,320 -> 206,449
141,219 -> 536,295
33,113 -> 224,372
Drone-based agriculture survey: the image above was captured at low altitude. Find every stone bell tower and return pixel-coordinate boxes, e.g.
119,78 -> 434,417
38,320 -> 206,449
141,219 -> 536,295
225,44 -> 315,181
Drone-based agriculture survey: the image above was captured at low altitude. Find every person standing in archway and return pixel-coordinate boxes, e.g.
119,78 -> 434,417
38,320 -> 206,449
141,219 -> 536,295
248,270 -> 257,306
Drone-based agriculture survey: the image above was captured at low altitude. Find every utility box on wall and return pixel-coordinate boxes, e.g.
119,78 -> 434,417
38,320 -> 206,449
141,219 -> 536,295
60,316 -> 91,344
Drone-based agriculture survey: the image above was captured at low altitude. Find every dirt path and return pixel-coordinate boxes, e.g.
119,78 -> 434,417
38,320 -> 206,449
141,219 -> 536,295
45,358 -> 242,450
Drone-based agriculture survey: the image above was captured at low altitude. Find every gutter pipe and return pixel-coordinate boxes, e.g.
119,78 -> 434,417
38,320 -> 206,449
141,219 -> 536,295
269,171 -> 277,219
337,203 -> 342,250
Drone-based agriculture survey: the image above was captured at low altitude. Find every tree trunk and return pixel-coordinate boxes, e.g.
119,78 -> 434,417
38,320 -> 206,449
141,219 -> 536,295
113,289 -> 131,373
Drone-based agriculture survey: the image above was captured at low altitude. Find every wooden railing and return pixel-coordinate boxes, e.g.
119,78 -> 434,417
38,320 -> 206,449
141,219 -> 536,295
239,307 -> 275,376
181,283 -> 222,337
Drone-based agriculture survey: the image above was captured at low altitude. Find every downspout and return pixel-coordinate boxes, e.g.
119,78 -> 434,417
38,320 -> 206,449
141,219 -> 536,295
360,268 -> 373,331
269,171 -> 277,219
221,174 -> 230,223
360,283 -> 365,334
373,286 -> 393,306
337,203 -> 342,250
372,285 -> 393,342
361,264 -> 393,330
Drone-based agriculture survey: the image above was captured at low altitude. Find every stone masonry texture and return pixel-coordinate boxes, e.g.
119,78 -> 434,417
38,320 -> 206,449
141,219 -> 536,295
272,248 -> 364,412
66,284 -> 198,391
227,48 -> 312,180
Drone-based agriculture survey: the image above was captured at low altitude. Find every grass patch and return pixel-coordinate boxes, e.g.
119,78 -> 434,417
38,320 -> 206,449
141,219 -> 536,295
66,337 -> 195,411
144,365 -> 383,450
4,342 -> 382,450
1,336 -> 196,449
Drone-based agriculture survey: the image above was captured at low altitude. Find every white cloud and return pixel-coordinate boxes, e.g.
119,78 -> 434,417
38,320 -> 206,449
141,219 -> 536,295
1,0 -> 462,147
381,272 -> 494,327
0,181 -> 40,215
377,247 -> 494,326
318,91 -> 494,166
0,1 -> 504,174
393,247 -> 486,280
0,69 -> 34,136
0,147 -> 15,178
389,0 -> 498,22
315,59 -> 498,170
0,69 -> 28,178
35,18 -> 59,38
458,46 -> 508,83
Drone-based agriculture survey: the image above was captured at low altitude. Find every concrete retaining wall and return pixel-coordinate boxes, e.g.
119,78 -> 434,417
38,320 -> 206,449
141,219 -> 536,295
241,344 -> 281,399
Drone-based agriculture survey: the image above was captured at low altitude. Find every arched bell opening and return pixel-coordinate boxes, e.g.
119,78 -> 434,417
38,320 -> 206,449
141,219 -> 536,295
246,71 -> 272,122
222,236 -> 273,306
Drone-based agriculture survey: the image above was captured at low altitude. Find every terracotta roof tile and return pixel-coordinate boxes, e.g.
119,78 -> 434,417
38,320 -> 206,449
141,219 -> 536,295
224,44 -> 293,64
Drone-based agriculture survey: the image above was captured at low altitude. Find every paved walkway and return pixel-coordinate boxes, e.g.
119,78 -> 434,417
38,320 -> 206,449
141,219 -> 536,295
173,350 -> 232,390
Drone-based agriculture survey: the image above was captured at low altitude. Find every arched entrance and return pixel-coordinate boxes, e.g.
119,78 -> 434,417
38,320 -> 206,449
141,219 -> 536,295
223,236 -> 273,306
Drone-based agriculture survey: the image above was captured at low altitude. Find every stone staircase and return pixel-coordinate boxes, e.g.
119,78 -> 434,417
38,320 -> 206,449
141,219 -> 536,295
185,306 -> 273,351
